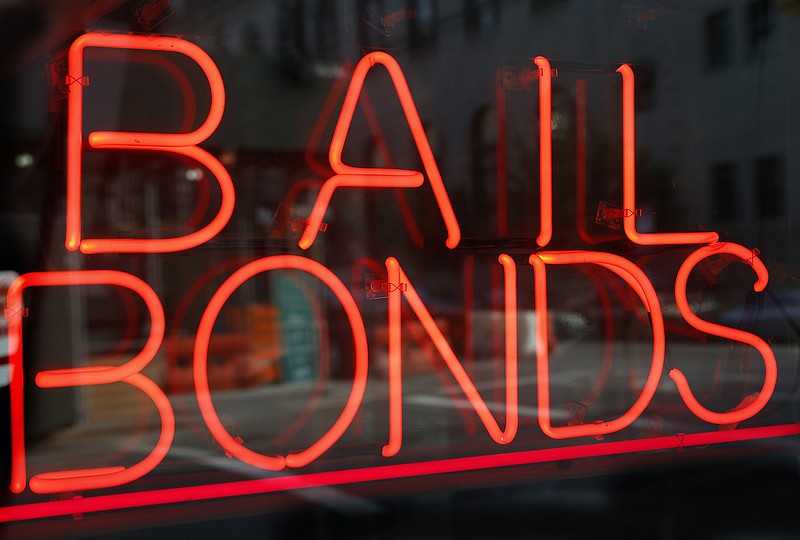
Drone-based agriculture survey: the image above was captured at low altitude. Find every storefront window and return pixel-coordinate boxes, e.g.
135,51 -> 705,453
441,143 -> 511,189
1,1 -> 798,538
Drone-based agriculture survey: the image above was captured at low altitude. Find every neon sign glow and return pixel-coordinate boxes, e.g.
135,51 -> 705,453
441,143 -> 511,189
298,50 -> 460,250
65,33 -> 233,254
193,255 -> 369,470
3,32 -> 798,523
7,270 -> 170,494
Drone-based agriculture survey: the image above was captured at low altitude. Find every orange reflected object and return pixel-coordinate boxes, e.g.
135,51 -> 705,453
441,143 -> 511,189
534,56 -> 553,247
299,51 -> 460,250
7,271 -> 167,494
268,271 -> 332,446
382,255 -> 518,457
66,33 -> 231,253
672,242 -> 776,424
193,255 -> 368,470
530,251 -> 665,439
616,64 -> 718,246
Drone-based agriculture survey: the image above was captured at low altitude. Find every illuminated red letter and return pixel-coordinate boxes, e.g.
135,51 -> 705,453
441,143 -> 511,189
672,242 -> 777,424
193,255 -> 368,470
529,251 -> 665,438
616,64 -> 718,246
66,33 -> 233,253
382,255 -> 518,457
533,56 -> 553,247
7,271 -> 170,494
298,51 -> 461,250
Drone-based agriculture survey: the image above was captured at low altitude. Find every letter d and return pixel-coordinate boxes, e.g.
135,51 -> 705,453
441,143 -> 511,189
530,251 -> 665,439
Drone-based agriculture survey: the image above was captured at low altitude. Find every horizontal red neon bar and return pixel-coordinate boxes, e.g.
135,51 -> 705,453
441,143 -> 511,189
1,423 -> 797,523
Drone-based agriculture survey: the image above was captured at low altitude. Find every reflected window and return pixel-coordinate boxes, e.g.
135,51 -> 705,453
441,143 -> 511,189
465,0 -> 500,36
634,60 -> 657,112
315,0 -> 339,58
704,9 -> 732,70
278,0 -> 308,58
756,155 -> 784,219
469,105 -> 496,217
747,0 -> 772,59
409,0 -> 439,50
711,163 -> 738,221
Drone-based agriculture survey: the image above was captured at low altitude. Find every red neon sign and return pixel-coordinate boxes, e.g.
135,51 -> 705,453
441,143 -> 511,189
3,33 -> 797,523
533,56 -> 553,248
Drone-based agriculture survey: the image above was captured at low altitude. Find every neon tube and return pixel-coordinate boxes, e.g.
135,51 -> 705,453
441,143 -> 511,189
66,32 -> 230,253
2,423 -> 798,523
530,251 -> 665,439
77,145 -> 235,254
77,34 -> 224,148
29,372 -> 174,494
672,242 -> 776,424
193,255 -> 368,470
302,68 -> 426,246
382,255 -> 518,457
616,64 -> 718,246
299,51 -> 461,250
534,56 -> 553,247
7,270 -> 166,494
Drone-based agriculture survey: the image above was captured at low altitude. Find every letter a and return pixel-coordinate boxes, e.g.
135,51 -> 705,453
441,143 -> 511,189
298,51 -> 461,250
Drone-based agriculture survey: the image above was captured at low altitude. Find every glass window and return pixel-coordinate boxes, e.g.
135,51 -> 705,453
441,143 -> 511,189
747,0 -> 772,59
1,2 -> 798,538
705,9 -> 733,70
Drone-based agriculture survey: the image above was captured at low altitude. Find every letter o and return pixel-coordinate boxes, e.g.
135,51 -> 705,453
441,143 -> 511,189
193,255 -> 369,470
